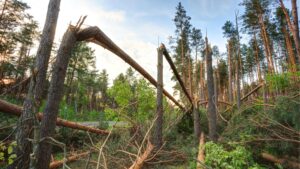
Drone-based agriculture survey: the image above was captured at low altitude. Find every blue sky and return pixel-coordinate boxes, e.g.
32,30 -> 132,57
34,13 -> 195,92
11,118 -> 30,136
23,0 -> 296,96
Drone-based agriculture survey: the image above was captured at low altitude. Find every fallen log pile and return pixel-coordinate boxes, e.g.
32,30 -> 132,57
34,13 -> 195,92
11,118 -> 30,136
0,99 -> 109,135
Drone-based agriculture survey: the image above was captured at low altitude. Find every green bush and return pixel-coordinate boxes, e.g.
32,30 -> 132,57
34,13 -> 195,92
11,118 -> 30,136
205,142 -> 265,169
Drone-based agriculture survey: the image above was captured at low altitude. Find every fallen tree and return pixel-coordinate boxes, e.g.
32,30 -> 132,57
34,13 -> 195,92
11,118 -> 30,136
261,152 -> 300,169
49,151 -> 90,169
129,142 -> 154,169
0,99 -> 109,135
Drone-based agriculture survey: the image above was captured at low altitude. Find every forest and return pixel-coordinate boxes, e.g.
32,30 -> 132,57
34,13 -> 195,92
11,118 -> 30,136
0,0 -> 299,169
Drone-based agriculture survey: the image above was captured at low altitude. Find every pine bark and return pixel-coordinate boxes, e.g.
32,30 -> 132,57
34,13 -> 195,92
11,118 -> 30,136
15,0 -> 61,168
282,25 -> 297,72
280,0 -> 300,63
205,37 -> 217,142
258,14 -> 275,73
153,45 -> 164,148
36,26 -> 77,169
227,42 -> 233,103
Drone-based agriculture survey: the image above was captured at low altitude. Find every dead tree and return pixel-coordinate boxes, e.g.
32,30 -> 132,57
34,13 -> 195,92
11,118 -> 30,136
153,45 -> 164,148
33,20 -> 186,168
14,0 -> 61,168
205,37 -> 217,142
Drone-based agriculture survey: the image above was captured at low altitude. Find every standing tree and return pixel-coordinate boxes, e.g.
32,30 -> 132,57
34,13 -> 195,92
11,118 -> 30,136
205,36 -> 217,142
14,0 -> 61,168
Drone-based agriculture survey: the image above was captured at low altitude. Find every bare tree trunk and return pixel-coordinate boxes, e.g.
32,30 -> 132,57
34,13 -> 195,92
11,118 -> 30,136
193,104 -> 200,143
205,37 -> 217,142
15,0 -> 61,168
196,132 -> 205,169
235,13 -> 241,109
280,0 -> 300,62
258,14 -> 275,73
282,25 -> 297,72
253,33 -> 262,81
153,45 -> 164,148
227,42 -> 233,103
36,25 -> 78,169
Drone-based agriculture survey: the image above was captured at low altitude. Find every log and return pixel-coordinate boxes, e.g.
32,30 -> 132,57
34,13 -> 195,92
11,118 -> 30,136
129,142 -> 154,169
0,99 -> 109,135
196,132 -> 205,169
49,151 -> 90,169
261,152 -> 300,169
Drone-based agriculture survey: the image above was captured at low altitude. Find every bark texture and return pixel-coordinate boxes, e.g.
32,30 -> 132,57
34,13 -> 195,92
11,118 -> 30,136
153,45 -> 164,148
205,37 -> 217,142
36,26 -> 78,169
15,0 -> 61,168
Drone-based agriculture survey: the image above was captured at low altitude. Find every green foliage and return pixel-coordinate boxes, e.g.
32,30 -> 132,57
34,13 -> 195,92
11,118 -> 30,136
0,141 -> 17,165
205,142 -> 265,169
266,72 -> 300,92
270,96 -> 300,130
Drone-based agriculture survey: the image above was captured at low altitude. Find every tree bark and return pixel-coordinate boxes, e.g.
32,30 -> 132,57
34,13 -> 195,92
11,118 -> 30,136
153,45 -> 164,148
258,13 -> 274,73
282,25 -> 297,72
15,0 -> 61,168
196,132 -> 205,169
280,0 -> 300,62
36,25 -> 78,169
129,142 -> 154,169
193,104 -> 200,142
253,33 -> 262,81
205,37 -> 217,142
235,13 -> 241,109
227,41 -> 233,103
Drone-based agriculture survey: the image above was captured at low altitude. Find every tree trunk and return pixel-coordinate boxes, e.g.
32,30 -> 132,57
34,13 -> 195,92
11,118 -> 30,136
205,37 -> 217,142
196,132 -> 205,169
15,0 -> 61,168
227,41 -> 233,103
282,25 -> 297,72
280,0 -> 300,62
36,25 -> 78,169
193,104 -> 201,143
153,45 -> 164,148
258,14 -> 275,73
253,33 -> 262,81
291,0 -> 300,62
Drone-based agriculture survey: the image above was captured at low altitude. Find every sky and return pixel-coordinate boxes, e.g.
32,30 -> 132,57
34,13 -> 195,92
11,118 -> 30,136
21,0 -> 265,95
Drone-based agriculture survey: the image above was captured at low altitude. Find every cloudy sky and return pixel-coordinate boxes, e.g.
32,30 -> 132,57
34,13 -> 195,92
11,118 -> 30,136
23,0 -> 246,94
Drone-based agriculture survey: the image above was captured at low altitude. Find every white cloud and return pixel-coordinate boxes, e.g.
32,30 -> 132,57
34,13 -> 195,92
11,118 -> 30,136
24,0 -> 176,94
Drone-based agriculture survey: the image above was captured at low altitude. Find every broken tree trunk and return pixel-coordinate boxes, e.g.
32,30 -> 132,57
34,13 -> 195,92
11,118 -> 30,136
261,152 -> 300,169
129,142 -> 154,169
0,99 -> 109,135
76,27 -> 185,110
15,0 -> 61,168
153,45 -> 164,148
49,151 -> 90,169
205,37 -> 217,142
161,44 -> 193,106
36,23 -> 79,169
196,132 -> 205,169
